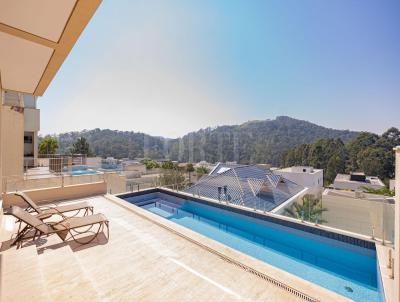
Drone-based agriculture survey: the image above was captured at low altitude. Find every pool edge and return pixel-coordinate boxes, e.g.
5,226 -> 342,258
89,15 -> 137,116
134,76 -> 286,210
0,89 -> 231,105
105,193 -> 352,302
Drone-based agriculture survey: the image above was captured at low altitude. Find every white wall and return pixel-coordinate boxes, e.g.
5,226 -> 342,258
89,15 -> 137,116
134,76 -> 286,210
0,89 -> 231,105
274,168 -> 323,191
86,157 -> 102,167
124,163 -> 146,174
333,179 -> 385,191
24,107 -> 40,132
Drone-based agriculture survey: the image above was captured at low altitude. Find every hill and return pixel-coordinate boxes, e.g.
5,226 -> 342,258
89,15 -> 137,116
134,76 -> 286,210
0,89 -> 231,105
55,116 -> 360,165
167,116 -> 359,164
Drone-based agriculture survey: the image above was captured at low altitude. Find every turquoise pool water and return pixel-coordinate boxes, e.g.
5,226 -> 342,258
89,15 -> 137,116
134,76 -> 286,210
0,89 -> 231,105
68,165 -> 98,176
69,170 -> 98,176
124,192 -> 382,302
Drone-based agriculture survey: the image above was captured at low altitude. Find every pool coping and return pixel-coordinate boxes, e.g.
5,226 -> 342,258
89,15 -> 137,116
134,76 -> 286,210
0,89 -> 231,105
376,245 -> 395,302
105,193 -> 353,302
119,187 -> 378,250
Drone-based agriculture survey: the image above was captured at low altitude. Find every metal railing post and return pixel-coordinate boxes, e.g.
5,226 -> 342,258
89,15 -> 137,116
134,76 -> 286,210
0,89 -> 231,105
388,249 -> 393,269
390,258 -> 395,279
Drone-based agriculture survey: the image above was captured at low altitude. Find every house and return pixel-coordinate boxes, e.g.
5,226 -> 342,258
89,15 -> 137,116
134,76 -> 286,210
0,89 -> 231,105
1,2 -> 400,302
273,166 -> 323,196
332,172 -> 385,191
185,163 -> 307,213
122,160 -> 146,174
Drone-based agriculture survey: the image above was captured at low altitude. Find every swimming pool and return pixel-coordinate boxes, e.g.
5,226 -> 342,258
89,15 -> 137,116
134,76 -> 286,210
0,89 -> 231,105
67,165 -> 99,176
123,191 -> 382,302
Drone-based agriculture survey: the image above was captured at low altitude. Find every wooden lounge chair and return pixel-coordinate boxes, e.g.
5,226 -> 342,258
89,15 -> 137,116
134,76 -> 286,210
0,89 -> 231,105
13,191 -> 93,218
5,206 -> 109,248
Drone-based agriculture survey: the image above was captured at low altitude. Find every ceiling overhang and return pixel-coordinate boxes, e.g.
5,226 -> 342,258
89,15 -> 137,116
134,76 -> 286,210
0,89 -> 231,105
0,0 -> 101,96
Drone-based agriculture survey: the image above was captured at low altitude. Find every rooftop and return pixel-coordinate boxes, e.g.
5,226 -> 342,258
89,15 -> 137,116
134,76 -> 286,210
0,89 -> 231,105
0,194 -> 347,302
334,173 -> 385,187
323,188 -> 394,203
184,164 -> 305,212
275,166 -> 322,174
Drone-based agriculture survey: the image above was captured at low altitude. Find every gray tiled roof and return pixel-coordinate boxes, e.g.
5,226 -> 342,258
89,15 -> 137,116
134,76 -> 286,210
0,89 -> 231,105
185,164 -> 304,212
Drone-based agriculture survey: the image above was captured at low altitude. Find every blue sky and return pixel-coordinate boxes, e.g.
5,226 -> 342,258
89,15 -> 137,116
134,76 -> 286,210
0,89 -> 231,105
39,0 -> 400,138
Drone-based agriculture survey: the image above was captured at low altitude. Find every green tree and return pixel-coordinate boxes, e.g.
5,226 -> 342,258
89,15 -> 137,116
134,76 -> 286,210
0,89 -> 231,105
325,152 -> 346,185
186,163 -> 195,183
345,132 -> 379,172
70,137 -> 93,156
161,160 -> 175,170
38,136 -> 59,155
357,147 -> 387,179
284,195 -> 328,223
196,166 -> 209,175
142,159 -> 160,169
159,168 -> 186,189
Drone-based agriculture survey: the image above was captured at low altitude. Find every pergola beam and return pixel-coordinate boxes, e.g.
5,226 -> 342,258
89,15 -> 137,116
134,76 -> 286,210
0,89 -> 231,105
33,0 -> 101,96
0,23 -> 58,49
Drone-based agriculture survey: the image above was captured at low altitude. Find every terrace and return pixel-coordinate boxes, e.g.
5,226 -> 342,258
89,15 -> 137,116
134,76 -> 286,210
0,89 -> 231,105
0,194 -> 351,302
0,1 -> 399,302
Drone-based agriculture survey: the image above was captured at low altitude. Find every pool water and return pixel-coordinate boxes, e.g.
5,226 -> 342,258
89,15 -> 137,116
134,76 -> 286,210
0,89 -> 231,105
68,165 -> 98,176
69,170 -> 98,176
125,192 -> 382,302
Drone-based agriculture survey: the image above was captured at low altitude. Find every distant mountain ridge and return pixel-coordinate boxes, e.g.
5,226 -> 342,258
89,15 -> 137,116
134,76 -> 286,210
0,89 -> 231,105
56,116 -> 361,165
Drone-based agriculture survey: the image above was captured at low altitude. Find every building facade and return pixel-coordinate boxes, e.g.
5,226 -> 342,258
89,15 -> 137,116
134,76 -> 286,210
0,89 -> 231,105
273,166 -> 323,196
332,172 -> 385,191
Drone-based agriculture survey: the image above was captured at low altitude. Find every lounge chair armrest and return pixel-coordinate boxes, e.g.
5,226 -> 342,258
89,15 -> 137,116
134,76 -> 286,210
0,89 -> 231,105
51,213 -> 77,227
37,203 -> 59,210
42,207 -> 68,219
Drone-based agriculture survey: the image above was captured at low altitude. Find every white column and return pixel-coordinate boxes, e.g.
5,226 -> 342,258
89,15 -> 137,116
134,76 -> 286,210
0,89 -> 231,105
395,146 -> 400,302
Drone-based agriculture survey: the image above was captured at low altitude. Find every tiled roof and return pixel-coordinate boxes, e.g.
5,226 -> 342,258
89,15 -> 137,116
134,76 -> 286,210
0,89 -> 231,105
185,164 -> 304,212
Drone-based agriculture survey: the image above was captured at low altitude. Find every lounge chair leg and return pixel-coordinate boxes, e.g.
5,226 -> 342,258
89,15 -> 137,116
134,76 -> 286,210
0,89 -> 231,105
106,221 -> 110,240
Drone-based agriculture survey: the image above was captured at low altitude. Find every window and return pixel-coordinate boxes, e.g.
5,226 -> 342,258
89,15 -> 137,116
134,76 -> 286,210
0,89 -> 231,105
24,135 -> 33,144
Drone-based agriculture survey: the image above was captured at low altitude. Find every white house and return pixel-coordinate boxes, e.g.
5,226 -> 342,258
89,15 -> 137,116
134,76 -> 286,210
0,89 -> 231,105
273,166 -> 323,196
332,172 -> 385,191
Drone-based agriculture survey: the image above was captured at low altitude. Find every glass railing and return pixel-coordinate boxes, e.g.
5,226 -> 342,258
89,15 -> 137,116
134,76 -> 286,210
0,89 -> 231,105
152,182 -> 396,247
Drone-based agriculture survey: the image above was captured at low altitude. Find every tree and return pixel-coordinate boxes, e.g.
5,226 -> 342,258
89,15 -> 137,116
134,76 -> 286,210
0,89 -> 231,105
161,160 -> 175,170
186,163 -> 195,183
142,159 -> 160,169
196,166 -> 209,175
346,132 -> 379,172
284,195 -> 327,223
38,136 -> 59,155
70,137 -> 93,156
325,152 -> 346,185
158,168 -> 186,189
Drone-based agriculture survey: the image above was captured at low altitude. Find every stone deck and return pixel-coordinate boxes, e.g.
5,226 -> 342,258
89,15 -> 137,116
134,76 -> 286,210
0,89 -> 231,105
0,195 -> 349,302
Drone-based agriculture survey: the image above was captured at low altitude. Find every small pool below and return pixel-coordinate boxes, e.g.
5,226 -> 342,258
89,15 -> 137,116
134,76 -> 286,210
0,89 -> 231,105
67,165 -> 99,176
122,191 -> 383,302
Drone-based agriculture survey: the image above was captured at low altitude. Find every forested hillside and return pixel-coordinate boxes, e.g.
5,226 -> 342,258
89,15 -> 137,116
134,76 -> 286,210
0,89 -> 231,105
281,127 -> 400,185
54,116 -> 360,164
57,129 -> 166,159
167,116 -> 359,164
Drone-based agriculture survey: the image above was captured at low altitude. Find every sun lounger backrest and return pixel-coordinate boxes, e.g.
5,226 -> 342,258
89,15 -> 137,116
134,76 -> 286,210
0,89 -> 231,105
14,192 -> 42,214
10,206 -> 50,234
